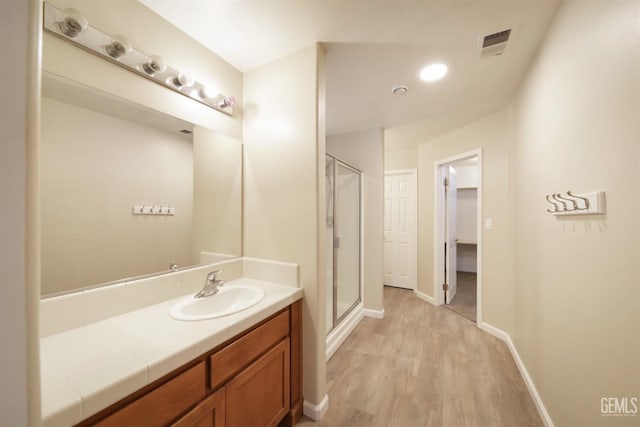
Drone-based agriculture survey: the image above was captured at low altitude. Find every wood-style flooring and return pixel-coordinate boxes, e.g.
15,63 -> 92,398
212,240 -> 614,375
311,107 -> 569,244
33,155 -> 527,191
296,286 -> 542,427
444,272 -> 477,322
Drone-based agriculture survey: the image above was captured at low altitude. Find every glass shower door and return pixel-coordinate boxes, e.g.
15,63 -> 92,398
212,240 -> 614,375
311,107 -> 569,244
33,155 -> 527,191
327,154 -> 361,333
325,156 -> 335,333
335,163 -> 360,322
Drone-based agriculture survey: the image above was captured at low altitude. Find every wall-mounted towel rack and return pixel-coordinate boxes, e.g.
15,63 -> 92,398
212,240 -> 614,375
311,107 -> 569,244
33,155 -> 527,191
545,191 -> 605,216
132,205 -> 175,216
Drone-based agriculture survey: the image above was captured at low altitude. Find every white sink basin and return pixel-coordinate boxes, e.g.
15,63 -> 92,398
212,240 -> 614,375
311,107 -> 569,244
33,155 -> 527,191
170,285 -> 266,321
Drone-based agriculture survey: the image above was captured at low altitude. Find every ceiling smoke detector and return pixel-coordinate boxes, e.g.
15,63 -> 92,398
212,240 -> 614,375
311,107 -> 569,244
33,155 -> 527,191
392,85 -> 408,95
481,29 -> 512,58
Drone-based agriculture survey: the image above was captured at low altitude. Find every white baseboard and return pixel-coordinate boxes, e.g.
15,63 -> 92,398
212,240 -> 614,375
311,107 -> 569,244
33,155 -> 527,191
326,304 -> 364,360
479,322 -> 554,427
478,321 -> 509,341
363,307 -> 385,319
303,394 -> 329,421
414,289 -> 435,305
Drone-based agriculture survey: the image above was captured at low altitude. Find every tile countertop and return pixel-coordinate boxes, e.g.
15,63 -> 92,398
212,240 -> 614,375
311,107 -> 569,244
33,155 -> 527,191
40,278 -> 303,427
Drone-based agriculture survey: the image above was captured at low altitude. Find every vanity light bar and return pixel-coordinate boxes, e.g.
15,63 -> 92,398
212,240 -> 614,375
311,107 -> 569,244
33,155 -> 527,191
42,3 -> 235,116
132,205 -> 175,216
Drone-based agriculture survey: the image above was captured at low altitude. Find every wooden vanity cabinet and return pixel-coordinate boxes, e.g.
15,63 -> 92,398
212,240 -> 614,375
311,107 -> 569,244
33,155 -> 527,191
77,300 -> 302,427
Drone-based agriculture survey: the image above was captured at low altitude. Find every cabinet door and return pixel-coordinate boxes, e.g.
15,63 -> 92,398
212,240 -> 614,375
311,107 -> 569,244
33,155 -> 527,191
172,388 -> 225,427
226,338 -> 290,427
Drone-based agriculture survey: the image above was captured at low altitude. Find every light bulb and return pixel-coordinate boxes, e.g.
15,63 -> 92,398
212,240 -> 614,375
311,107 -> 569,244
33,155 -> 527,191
172,72 -> 194,88
58,8 -> 88,38
217,97 -> 236,109
200,85 -> 220,100
142,55 -> 166,75
105,35 -> 132,59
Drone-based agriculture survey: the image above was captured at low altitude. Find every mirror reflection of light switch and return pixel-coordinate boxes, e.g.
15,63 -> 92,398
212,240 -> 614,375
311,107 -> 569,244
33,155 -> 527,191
484,218 -> 493,230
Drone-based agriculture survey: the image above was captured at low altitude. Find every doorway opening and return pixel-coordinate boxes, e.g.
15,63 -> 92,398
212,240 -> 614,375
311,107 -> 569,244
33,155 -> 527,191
434,149 -> 482,323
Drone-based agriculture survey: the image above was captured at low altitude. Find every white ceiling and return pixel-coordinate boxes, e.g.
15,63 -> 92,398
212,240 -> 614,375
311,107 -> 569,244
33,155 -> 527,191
139,0 -> 562,136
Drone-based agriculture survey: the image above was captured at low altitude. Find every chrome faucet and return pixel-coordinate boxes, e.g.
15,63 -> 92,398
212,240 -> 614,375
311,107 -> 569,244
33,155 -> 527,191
194,270 -> 225,299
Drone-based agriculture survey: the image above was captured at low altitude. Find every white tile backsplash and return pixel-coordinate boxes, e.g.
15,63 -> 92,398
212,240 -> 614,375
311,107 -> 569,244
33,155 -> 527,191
40,292 -> 84,337
39,257 -> 295,336
83,283 -> 129,325
124,273 -> 186,309
243,257 -> 299,287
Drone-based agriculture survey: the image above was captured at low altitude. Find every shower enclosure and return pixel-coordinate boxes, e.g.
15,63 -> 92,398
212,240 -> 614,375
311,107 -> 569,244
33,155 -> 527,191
326,154 -> 361,334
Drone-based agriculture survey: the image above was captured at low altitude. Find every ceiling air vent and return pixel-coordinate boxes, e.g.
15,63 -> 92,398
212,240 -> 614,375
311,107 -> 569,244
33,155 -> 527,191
481,29 -> 511,58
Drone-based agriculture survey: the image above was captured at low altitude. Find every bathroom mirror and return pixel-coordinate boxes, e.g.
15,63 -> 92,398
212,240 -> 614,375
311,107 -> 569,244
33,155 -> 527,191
40,72 -> 242,296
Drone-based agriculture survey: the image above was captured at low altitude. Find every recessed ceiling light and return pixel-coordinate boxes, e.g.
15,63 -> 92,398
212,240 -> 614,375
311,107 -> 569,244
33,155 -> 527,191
420,63 -> 448,82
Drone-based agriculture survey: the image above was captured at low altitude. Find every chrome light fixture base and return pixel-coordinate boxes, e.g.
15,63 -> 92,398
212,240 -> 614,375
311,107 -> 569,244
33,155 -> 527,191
43,2 -> 235,116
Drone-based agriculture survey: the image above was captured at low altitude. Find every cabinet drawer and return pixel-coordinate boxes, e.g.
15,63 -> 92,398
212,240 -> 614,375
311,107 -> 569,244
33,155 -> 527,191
210,310 -> 289,390
95,362 -> 206,427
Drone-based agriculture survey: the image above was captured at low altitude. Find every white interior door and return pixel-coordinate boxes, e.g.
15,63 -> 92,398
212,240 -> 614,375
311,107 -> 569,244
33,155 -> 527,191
383,171 -> 417,290
444,166 -> 458,303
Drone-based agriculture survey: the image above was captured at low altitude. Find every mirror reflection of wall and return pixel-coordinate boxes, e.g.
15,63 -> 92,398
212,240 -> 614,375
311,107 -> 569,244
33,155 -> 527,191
41,74 -> 241,296
192,127 -> 242,266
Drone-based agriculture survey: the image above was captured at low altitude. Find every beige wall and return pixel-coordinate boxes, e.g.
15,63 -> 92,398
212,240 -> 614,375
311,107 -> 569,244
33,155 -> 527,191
383,101 -> 517,172
327,128 -> 384,312
1,0 -> 41,424
385,125 -> 418,171
192,127 -> 242,262
41,97 -> 194,295
384,145 -> 418,171
1,4 -> 30,417
44,0 -> 242,139
513,1 -> 640,425
386,108 -> 515,332
243,45 -> 327,405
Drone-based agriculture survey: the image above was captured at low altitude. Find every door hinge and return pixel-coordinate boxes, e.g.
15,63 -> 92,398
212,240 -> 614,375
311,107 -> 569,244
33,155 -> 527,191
442,283 -> 449,291
443,176 -> 449,187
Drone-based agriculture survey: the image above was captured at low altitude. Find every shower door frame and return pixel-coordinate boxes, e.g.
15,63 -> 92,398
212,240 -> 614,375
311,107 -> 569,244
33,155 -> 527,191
326,153 -> 363,333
